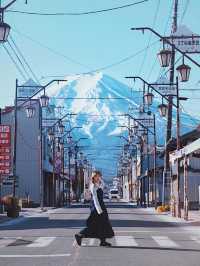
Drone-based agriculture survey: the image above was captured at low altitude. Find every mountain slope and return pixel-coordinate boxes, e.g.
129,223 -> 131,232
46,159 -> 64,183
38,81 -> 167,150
48,72 -> 198,179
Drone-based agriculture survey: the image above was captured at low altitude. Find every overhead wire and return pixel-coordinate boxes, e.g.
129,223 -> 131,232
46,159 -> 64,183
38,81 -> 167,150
180,0 -> 190,23
3,44 -> 27,80
7,40 -> 30,79
138,0 -> 160,78
12,28 -> 91,71
6,0 -> 148,16
12,27 -> 159,75
147,0 -> 174,80
9,35 -> 40,83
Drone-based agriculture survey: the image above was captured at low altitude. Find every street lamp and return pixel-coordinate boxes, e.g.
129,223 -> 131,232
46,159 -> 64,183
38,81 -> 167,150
67,135 -> 72,144
25,105 -> 36,118
0,21 -> 10,42
157,48 -> 172,68
40,94 -> 49,107
158,103 -> 168,117
59,140 -> 64,150
48,130 -> 55,142
0,0 -> 19,42
176,63 -> 191,82
144,92 -> 154,106
58,121 -> 65,134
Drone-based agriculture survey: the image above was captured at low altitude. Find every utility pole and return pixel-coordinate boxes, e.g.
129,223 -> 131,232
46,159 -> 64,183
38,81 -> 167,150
74,145 -> 78,202
68,148 -> 72,206
0,107 -> 2,213
163,0 -> 178,205
52,137 -> 56,207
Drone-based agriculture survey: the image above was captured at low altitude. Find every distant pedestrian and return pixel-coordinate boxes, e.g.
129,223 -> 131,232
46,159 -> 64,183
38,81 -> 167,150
75,170 -> 114,247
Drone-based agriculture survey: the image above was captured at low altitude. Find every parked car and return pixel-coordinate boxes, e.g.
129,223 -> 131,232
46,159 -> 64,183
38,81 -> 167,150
109,189 -> 120,200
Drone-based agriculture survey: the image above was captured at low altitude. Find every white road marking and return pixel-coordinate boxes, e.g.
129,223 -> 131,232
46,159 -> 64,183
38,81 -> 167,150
27,237 -> 56,247
88,238 -> 96,246
191,236 -> 200,244
152,236 -> 179,247
81,239 -> 87,246
116,230 -> 185,234
115,236 -> 138,246
0,254 -> 71,258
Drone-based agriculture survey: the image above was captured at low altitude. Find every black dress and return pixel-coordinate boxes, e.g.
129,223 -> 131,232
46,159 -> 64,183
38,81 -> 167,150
80,186 -> 114,240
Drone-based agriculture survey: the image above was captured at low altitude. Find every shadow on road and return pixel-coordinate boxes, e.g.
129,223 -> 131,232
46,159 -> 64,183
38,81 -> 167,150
0,217 -> 181,231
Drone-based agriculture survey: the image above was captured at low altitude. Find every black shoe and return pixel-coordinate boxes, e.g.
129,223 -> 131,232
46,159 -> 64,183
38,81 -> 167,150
100,241 -> 112,247
75,234 -> 82,246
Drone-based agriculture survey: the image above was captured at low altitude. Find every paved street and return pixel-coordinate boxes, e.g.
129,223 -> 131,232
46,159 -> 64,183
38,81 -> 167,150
0,203 -> 200,266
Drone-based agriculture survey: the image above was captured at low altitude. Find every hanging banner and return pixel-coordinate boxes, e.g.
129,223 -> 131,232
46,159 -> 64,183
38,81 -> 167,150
0,125 -> 12,176
167,25 -> 200,53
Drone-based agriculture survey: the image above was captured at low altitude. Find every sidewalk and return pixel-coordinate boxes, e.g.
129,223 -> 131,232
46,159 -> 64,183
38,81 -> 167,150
142,207 -> 200,225
0,214 -> 12,224
0,207 -> 57,227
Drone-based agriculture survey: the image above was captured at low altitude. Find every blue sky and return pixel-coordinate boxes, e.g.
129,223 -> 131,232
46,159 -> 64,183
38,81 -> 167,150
1,0 -> 200,121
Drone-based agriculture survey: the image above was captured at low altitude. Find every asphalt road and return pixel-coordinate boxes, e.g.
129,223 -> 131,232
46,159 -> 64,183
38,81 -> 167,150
0,202 -> 200,266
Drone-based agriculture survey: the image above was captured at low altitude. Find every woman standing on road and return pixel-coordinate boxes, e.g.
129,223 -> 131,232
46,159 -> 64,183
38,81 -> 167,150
75,170 -> 114,247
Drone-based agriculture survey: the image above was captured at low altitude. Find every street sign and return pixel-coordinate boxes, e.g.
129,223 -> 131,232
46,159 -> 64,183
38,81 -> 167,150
168,25 -> 200,53
136,113 -> 154,128
151,76 -> 176,96
0,125 -> 12,175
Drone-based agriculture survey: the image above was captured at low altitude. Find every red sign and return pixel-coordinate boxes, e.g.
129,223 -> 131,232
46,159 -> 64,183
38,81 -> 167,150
0,125 -> 11,175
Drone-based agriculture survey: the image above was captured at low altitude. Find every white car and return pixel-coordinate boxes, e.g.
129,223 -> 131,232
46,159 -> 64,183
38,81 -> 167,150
109,189 -> 120,200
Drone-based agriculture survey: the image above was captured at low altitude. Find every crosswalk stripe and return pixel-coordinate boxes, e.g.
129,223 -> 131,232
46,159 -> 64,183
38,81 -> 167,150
27,237 -> 56,248
191,236 -> 200,244
81,239 -> 87,246
88,238 -> 96,246
152,236 -> 179,247
115,236 -> 138,246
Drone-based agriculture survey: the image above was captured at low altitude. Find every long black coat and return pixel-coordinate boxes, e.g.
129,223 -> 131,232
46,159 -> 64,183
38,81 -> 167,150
80,187 -> 114,239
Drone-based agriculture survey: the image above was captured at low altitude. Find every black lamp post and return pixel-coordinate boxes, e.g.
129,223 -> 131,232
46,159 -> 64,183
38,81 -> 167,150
14,79 -> 67,206
131,27 -> 200,83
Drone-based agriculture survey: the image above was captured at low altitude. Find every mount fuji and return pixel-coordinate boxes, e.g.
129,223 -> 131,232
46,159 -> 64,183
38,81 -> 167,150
47,72 -> 198,179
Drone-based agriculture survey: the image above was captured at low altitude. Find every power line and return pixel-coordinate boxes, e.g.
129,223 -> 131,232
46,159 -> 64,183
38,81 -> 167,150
7,0 -> 148,16
3,44 -> 27,80
13,27 -> 159,74
12,28 -> 91,71
180,0 -> 190,23
9,35 -> 40,83
138,0 -> 160,78
7,40 -> 30,79
147,0 -> 174,80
